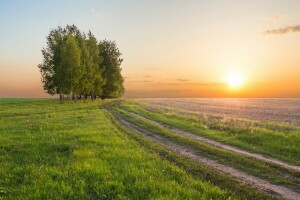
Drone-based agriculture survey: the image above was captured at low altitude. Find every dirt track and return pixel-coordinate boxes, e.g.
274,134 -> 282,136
116,106 -> 300,172
104,103 -> 300,200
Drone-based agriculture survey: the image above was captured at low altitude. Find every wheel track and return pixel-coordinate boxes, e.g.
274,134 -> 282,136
116,104 -> 300,173
104,103 -> 300,200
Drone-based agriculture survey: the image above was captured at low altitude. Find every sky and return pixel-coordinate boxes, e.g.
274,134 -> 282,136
0,0 -> 300,98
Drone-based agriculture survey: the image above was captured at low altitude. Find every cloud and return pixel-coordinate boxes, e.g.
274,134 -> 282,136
149,81 -> 226,87
128,80 -> 152,83
262,15 -> 287,23
90,8 -> 100,16
193,82 -> 227,87
263,25 -> 300,35
176,79 -> 188,82
124,81 -> 230,98
124,89 -> 190,98
144,75 -> 152,78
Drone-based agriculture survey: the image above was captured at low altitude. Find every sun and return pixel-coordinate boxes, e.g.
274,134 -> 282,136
226,73 -> 244,87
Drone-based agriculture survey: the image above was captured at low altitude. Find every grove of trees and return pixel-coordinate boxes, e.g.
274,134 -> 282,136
38,25 -> 124,103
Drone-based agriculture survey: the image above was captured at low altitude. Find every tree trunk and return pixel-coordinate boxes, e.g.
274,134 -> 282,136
60,94 -> 63,103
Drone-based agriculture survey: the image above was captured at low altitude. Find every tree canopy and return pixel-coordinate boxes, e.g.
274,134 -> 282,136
38,25 -> 124,102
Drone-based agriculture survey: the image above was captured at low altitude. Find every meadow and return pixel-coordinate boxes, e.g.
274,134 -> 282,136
0,99 -> 239,199
0,98 -> 299,199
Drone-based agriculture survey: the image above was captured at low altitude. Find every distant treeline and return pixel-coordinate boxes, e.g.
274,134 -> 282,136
38,25 -> 124,103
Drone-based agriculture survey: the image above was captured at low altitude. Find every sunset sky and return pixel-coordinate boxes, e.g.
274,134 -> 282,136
1,0 -> 300,98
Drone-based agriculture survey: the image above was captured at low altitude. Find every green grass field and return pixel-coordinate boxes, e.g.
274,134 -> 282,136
0,99 -> 238,199
1,98 -> 298,199
0,98 -> 51,104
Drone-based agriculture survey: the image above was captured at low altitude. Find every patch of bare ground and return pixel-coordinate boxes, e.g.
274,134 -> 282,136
117,106 -> 300,173
105,104 -> 300,200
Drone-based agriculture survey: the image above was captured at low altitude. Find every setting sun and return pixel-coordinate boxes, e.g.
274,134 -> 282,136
226,74 -> 244,87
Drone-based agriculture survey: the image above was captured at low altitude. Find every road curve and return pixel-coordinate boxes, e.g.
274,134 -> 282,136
116,105 -> 300,172
105,103 -> 300,200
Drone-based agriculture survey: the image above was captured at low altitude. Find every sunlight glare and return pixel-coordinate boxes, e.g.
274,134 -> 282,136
226,73 -> 244,87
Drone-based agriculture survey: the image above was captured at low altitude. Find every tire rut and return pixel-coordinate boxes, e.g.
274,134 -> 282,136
117,106 -> 300,173
105,104 -> 300,200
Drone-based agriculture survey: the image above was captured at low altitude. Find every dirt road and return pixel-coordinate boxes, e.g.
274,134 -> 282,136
117,106 -> 300,172
105,103 -> 300,200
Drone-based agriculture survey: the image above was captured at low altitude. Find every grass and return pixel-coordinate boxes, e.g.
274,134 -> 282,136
0,98 -> 237,199
119,100 -> 300,165
113,104 -> 300,187
106,105 -> 276,200
0,98 -> 50,104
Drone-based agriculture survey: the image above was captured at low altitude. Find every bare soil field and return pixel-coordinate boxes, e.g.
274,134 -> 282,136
140,98 -> 300,125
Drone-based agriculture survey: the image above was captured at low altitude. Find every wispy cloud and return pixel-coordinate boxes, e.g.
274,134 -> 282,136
150,81 -> 226,87
90,8 -> 100,16
263,25 -> 300,35
176,79 -> 188,82
144,75 -> 152,78
262,15 -> 288,23
128,80 -> 152,83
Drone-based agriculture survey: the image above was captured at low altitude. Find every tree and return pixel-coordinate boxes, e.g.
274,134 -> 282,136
87,32 -> 105,100
78,35 -> 93,100
61,34 -> 82,101
38,25 -> 124,102
38,26 -> 65,102
98,40 -> 124,98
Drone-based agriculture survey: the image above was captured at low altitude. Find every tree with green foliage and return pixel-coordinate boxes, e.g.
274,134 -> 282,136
99,40 -> 124,98
38,26 -> 65,102
38,25 -> 124,103
61,34 -> 82,101
78,36 -> 93,100
87,32 -> 105,100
